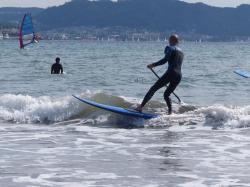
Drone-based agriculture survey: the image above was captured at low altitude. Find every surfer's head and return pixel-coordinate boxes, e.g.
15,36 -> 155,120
169,34 -> 179,46
55,57 -> 60,63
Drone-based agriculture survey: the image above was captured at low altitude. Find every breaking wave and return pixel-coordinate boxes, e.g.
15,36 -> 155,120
0,92 -> 249,129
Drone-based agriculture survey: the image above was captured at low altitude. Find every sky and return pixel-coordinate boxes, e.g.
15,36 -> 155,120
0,0 -> 71,8
182,0 -> 250,7
0,0 -> 250,8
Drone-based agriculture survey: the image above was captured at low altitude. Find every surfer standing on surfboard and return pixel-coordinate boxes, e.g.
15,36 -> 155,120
136,34 -> 184,115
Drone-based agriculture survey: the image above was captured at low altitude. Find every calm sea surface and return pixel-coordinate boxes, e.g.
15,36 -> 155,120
0,40 -> 250,187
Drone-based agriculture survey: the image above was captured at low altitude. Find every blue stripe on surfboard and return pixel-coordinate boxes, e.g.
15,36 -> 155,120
234,70 -> 250,78
72,95 -> 158,119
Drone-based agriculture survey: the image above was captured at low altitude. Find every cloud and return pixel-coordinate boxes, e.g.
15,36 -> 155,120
0,0 -> 71,8
182,0 -> 250,7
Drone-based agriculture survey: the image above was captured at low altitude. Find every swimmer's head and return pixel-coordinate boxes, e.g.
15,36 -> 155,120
55,57 -> 60,63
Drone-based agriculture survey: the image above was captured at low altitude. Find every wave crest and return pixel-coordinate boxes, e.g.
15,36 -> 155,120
0,93 -> 249,130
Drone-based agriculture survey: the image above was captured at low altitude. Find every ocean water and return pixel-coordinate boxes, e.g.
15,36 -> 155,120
0,40 -> 250,187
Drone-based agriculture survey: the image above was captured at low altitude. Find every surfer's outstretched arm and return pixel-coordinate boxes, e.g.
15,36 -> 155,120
151,57 -> 168,67
148,46 -> 174,68
147,57 -> 167,69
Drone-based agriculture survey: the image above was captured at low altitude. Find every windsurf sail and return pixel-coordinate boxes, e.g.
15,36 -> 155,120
19,13 -> 37,49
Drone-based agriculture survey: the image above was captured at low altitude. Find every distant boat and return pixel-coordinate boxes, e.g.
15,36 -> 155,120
61,34 -> 68,40
195,39 -> 202,43
3,33 -> 9,39
0,33 -> 3,40
19,13 -> 38,49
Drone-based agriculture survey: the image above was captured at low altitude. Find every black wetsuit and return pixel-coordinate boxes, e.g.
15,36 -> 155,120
141,45 -> 184,113
51,63 -> 63,74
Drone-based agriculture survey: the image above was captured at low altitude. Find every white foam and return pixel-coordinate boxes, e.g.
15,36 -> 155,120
0,94 -> 83,123
146,104 -> 250,130
0,93 -> 250,129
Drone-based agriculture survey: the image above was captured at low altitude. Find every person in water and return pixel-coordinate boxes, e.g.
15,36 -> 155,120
136,34 -> 184,115
51,57 -> 63,74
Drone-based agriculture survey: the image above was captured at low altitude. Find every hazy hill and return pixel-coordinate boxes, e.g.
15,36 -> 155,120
35,0 -> 250,37
1,0 -> 250,38
0,7 -> 43,24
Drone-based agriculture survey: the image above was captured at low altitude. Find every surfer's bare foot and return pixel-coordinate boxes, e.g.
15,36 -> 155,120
135,105 -> 143,112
